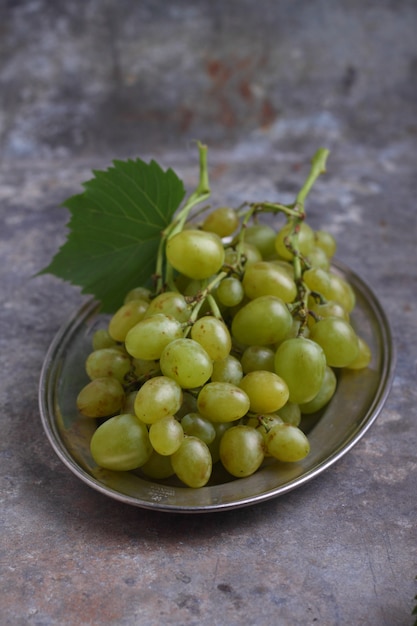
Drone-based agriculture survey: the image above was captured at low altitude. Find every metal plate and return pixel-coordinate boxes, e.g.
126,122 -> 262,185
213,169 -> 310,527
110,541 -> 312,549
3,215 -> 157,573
38,261 -> 395,513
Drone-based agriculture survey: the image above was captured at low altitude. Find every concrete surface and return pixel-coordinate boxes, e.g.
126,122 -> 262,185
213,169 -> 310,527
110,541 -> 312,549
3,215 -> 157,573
1,1 -> 416,625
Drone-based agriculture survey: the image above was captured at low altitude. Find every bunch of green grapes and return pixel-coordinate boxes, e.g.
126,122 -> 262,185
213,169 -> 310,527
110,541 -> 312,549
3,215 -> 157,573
76,154 -> 372,488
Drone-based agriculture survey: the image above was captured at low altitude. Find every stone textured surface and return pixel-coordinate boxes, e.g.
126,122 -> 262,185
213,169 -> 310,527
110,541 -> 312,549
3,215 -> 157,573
1,2 -> 416,625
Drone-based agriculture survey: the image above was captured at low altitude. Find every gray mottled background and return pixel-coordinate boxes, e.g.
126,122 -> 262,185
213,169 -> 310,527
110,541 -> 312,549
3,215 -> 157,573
1,2 -> 416,625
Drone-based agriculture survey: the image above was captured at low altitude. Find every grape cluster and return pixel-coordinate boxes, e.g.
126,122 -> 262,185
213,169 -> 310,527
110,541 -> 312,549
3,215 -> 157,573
76,156 -> 371,489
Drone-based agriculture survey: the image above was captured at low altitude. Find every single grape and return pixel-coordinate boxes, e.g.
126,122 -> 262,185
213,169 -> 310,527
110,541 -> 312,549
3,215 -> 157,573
125,314 -> 183,360
170,436 -> 212,488
309,317 -> 359,367
144,291 -> 190,322
219,425 -> 265,477
277,402 -> 301,427
140,450 -> 175,480
180,412 -> 216,444
327,273 -> 356,312
265,423 -> 310,462
231,295 -> 293,346
346,336 -> 372,370
90,413 -> 152,471
207,422 -> 233,464
240,345 -> 275,373
239,370 -> 289,414
242,242 -> 263,265
77,377 -> 125,418
299,366 -> 337,414
92,328 -> 118,351
314,229 -> 337,258
211,355 -> 243,385
201,206 -> 239,237
159,338 -> 213,388
134,376 -> 183,424
197,382 -> 250,423
305,245 -> 330,270
274,337 -> 326,404
174,391 -> 198,419
166,229 -> 225,280
124,286 -> 152,303
242,261 -> 297,303
132,357 -> 161,380
149,416 -> 184,456
122,391 -> 137,414
246,414 -> 284,455
275,221 -> 315,260
307,299 -> 350,328
190,316 -> 232,361
85,348 -> 131,383
216,276 -> 245,308
108,299 -> 149,342
244,224 -> 277,259
303,267 -> 331,295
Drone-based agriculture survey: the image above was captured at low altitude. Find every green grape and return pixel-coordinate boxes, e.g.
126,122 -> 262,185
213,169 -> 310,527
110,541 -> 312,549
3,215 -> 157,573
305,245 -> 330,270
314,229 -> 337,258
124,286 -> 152,303
309,317 -> 359,367
174,391 -> 198,419
271,260 -> 294,277
346,336 -> 372,370
216,277 -> 245,308
140,450 -> 175,480
92,328 -> 118,351
207,422 -> 232,464
231,295 -> 293,346
239,371 -> 289,414
144,291 -> 190,323
181,413 -> 216,444
211,355 -> 243,385
90,413 -> 152,471
108,299 -> 149,342
219,425 -> 265,477
242,242 -> 263,265
122,391 -> 137,414
201,206 -> 239,237
85,348 -> 131,383
277,402 -> 301,427
327,273 -> 356,312
275,221 -> 315,260
240,345 -> 275,373
132,357 -> 161,380
244,224 -> 277,259
166,229 -> 225,280
307,299 -> 350,328
274,337 -> 326,404
190,316 -> 232,361
125,314 -> 183,360
159,338 -> 213,388
77,377 -> 125,418
303,267 -> 331,295
197,382 -> 250,423
170,436 -> 212,488
299,366 -> 337,414
242,261 -> 297,303
246,414 -> 284,455
265,423 -> 310,462
149,416 -> 184,456
134,376 -> 183,424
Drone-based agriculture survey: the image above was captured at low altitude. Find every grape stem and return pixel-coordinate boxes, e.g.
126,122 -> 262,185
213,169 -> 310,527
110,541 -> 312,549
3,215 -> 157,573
155,142 -> 211,293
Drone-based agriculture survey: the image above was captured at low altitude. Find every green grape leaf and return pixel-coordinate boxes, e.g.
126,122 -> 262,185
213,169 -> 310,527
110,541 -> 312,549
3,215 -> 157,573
40,158 -> 186,312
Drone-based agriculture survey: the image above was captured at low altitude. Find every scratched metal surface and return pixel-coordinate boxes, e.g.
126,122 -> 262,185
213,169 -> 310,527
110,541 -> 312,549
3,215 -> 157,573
1,1 -> 416,625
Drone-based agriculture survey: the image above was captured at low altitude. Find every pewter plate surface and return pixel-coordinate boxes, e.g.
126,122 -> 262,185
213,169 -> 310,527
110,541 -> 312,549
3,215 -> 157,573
38,261 -> 395,513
